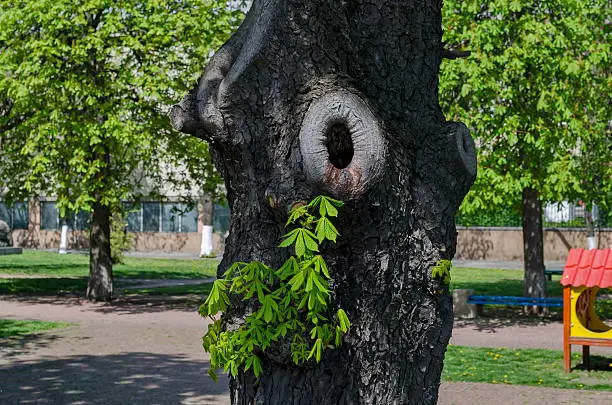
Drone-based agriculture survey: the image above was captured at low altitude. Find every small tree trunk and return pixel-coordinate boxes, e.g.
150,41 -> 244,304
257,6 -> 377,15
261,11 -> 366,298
522,187 -> 546,312
59,218 -> 69,254
199,196 -> 214,256
585,205 -> 597,249
87,201 -> 113,301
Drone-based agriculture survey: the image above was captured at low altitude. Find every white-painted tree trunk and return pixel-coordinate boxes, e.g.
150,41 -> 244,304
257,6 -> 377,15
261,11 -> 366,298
585,204 -> 597,250
587,236 -> 597,250
59,223 -> 69,254
200,225 -> 213,257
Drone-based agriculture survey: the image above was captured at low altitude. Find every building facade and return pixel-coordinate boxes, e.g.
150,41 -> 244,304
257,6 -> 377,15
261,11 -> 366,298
0,198 -> 229,255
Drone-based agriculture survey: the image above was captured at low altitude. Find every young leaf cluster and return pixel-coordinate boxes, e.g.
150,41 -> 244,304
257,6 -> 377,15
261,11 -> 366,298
200,196 -> 350,380
431,259 -> 452,285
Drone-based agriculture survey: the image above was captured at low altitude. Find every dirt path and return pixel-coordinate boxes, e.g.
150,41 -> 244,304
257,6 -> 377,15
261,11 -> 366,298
1,296 -> 611,405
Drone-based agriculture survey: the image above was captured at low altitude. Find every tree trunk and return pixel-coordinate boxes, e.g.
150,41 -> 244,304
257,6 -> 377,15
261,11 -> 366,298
584,204 -> 597,249
522,187 -> 546,303
199,196 -> 214,256
87,201 -> 113,301
172,0 -> 476,403
59,217 -> 69,254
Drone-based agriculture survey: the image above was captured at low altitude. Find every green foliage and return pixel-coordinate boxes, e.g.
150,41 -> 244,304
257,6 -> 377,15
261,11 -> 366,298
0,0 -> 243,211
456,206 -> 522,227
0,319 -> 70,338
431,260 -> 452,284
441,0 -> 611,215
110,212 -> 133,265
200,196 -> 350,380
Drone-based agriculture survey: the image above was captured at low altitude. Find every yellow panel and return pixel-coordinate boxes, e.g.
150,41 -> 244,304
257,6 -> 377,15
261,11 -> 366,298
570,286 -> 612,339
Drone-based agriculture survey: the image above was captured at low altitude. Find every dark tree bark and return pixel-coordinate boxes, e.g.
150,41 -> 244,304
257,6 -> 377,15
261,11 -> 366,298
87,200 -> 113,301
173,0 -> 476,403
522,187 -> 546,303
87,148 -> 113,302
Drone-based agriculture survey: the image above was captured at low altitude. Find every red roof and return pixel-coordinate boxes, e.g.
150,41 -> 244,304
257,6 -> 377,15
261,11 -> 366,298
561,248 -> 612,288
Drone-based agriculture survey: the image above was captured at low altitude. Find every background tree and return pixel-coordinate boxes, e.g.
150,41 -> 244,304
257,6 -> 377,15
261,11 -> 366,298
440,0 -> 610,303
0,0 -> 242,301
172,0 -> 476,403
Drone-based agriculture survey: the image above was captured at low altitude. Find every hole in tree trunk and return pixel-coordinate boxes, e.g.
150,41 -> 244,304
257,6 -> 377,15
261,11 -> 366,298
325,122 -> 354,169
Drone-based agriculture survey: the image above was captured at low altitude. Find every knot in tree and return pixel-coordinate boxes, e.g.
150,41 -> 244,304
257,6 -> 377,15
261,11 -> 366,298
172,1 -> 476,403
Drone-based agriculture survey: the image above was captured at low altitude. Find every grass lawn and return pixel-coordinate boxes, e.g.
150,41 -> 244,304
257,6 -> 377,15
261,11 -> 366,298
450,267 -> 563,297
0,251 -> 218,295
0,250 -> 218,279
443,345 -> 612,391
0,278 -> 88,294
0,319 -> 71,338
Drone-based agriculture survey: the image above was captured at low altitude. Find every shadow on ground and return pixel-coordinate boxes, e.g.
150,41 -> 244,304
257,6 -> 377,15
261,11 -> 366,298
454,316 -> 561,332
0,294 -> 202,315
0,332 -> 65,359
0,352 -> 229,405
0,263 -> 86,272
91,296 -> 203,315
0,278 -> 88,294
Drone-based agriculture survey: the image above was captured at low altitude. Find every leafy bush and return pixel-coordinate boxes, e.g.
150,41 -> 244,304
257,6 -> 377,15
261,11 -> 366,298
110,212 -> 133,265
456,207 -> 521,227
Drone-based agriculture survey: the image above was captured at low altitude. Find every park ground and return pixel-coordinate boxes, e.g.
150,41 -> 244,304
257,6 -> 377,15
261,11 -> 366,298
1,251 -> 611,404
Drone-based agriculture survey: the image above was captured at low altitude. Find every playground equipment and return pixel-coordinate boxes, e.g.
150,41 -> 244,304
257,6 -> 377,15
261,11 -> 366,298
561,248 -> 612,372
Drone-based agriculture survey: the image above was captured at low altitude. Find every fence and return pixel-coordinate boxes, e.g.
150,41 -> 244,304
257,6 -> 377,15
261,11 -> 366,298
456,202 -> 611,229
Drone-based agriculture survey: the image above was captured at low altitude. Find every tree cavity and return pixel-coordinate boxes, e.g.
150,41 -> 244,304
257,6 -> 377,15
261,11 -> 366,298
325,122 -> 354,169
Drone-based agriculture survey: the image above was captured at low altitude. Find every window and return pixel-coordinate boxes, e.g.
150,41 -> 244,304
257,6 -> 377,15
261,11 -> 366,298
41,202 -> 59,229
73,211 -> 90,231
213,204 -> 231,234
125,204 -> 142,232
0,202 -> 10,225
180,205 -> 198,233
162,203 -> 181,232
142,202 -> 161,232
164,203 -> 198,233
0,201 -> 29,229
41,202 -> 89,230
125,201 -> 198,233
12,202 -> 28,229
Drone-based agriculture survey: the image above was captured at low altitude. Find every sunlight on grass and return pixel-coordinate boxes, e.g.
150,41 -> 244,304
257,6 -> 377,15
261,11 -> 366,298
0,319 -> 71,338
0,250 -> 218,279
451,267 -> 563,297
443,345 -> 612,391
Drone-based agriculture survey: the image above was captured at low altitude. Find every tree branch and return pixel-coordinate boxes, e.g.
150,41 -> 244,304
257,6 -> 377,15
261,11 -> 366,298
441,48 -> 471,60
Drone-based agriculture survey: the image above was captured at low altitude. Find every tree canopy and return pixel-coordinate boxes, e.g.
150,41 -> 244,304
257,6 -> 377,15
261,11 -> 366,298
0,0 -> 243,213
0,0 -> 243,300
440,0 -> 610,215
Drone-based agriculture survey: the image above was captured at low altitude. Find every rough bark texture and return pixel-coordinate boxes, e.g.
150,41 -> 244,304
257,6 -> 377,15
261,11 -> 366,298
87,202 -> 113,302
522,187 -> 546,300
173,1 -> 476,403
